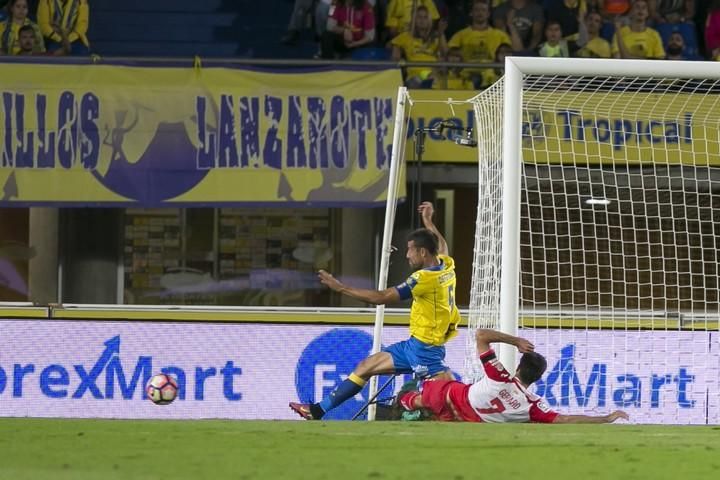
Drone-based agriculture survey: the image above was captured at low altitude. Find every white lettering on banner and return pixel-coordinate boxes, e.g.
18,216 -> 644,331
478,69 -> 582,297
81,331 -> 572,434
0,320 -> 716,423
533,344 -> 695,409
314,364 -> 336,402
524,330 -> 718,424
0,335 -> 244,403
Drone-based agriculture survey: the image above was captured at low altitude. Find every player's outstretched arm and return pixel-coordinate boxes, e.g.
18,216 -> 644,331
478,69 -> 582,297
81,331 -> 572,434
318,270 -> 401,305
475,328 -> 535,354
552,410 -> 629,424
418,202 -> 449,256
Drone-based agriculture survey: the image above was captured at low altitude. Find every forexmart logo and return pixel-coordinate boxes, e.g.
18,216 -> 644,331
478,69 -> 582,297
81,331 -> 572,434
295,329 -> 406,420
535,344 -> 696,409
0,336 -> 243,401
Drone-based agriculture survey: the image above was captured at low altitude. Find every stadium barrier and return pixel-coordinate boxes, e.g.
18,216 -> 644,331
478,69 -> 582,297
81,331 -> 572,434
0,305 -> 717,423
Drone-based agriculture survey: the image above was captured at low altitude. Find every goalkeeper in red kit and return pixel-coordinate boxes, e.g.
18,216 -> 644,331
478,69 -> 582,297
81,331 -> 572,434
398,329 -> 630,424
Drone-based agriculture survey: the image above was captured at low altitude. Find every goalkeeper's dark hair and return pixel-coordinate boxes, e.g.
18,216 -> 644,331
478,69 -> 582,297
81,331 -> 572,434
517,352 -> 547,385
407,228 -> 439,256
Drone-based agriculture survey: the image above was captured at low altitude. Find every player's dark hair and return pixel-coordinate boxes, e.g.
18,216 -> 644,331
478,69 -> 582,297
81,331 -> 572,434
517,352 -> 547,385
18,25 -> 34,36
407,228 -> 439,256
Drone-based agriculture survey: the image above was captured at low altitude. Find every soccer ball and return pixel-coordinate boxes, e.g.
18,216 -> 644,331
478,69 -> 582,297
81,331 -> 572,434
146,373 -> 178,405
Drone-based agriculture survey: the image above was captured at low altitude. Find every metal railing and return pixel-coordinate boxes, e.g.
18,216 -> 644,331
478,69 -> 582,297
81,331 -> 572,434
1,302 -> 716,329
0,54 -> 503,70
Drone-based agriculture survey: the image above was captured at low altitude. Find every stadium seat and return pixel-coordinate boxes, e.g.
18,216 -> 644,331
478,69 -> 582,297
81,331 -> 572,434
351,47 -> 391,61
600,22 -> 615,43
89,0 -> 295,58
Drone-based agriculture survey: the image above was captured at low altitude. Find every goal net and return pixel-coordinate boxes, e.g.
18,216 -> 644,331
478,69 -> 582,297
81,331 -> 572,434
467,58 -> 720,424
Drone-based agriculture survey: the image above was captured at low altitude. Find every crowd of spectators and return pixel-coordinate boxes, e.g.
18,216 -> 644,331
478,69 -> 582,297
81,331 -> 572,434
0,0 -> 718,88
0,0 -> 89,56
281,0 -> 720,88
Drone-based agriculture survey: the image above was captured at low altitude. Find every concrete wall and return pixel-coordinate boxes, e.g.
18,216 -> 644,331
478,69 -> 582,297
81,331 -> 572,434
28,208 -> 59,304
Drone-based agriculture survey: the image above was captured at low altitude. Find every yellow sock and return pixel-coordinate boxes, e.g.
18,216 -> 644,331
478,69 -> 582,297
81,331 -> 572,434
348,373 -> 367,387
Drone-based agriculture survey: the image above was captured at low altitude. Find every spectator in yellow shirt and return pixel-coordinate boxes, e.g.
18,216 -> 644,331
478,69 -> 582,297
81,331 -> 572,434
391,6 -> 448,88
612,0 -> 665,58
385,0 -> 440,38
432,47 -> 474,90
17,23 -> 70,55
448,0 -> 513,87
479,42 -> 512,87
37,0 -> 89,55
575,10 -> 611,58
0,0 -> 44,55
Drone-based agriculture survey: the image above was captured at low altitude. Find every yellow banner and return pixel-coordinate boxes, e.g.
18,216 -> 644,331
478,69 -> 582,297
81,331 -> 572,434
407,89 -> 720,165
523,90 -> 720,165
405,89 -> 477,164
0,64 -> 404,206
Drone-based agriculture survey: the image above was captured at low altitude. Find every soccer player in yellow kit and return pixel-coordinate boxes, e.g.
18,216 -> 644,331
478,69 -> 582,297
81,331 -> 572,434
290,202 -> 461,420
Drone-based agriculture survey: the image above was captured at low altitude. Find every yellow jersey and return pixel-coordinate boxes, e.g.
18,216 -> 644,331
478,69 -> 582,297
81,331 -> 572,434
479,67 -> 503,88
432,70 -> 474,90
0,20 -> 45,54
448,26 -> 510,72
385,0 -> 440,32
391,31 -> 441,79
396,254 -> 462,346
577,37 -> 612,58
612,26 -> 665,59
37,0 -> 90,46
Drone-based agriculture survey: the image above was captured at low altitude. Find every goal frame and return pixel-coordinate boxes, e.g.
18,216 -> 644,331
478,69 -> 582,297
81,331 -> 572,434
367,86 -> 408,421
498,57 -> 720,373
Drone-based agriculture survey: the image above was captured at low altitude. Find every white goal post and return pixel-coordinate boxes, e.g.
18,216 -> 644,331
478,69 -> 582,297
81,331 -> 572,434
367,86 -> 408,421
496,57 -> 720,368
374,60 -> 720,423
471,57 -> 720,424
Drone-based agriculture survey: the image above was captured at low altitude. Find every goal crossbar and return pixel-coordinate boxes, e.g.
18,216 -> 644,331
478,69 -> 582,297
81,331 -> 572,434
505,57 -> 720,79
499,57 -> 720,372
490,57 -> 720,424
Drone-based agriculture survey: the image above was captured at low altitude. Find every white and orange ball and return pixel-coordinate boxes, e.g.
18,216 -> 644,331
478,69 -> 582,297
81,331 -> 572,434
146,373 -> 178,405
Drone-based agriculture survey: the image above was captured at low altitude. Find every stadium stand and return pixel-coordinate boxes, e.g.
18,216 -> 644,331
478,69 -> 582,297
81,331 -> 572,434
0,1 -> 715,74
15,0 -> 709,63
87,0 -> 307,58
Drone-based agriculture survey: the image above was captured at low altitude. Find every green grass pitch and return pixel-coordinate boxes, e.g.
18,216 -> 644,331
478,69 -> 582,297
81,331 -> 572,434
0,419 -> 718,480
